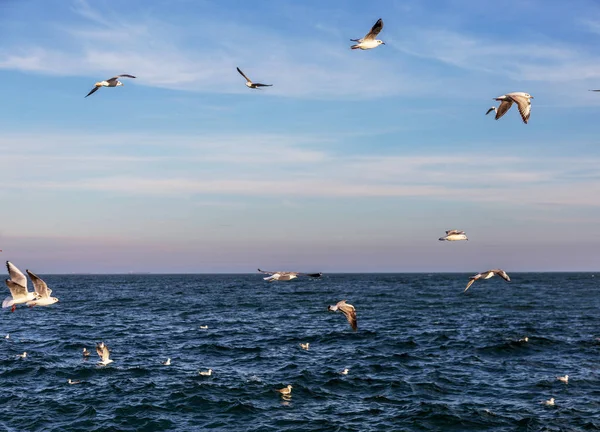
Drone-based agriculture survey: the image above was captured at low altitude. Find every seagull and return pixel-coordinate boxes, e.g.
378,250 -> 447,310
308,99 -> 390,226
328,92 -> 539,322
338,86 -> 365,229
518,336 -> 529,343
82,347 -> 91,357
276,385 -> 293,396
542,397 -> 555,406
328,300 -> 357,331
236,67 -> 272,89
163,358 -> 171,366
464,269 -> 511,292
487,92 -> 534,124
68,379 -> 81,385
96,342 -> 114,366
299,343 -> 309,350
199,369 -> 212,376
17,352 -> 27,359
3,261 -> 39,308
485,106 -> 497,116
340,368 -> 349,375
351,18 -> 385,50
557,375 -> 569,384
257,269 -> 322,282
85,74 -> 136,98
25,270 -> 59,307
199,325 -> 209,329
439,229 -> 468,241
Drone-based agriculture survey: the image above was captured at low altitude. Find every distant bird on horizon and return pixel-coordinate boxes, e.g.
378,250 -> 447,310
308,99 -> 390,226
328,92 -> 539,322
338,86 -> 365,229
85,74 -> 136,98
351,18 -> 385,50
163,358 -> 171,366
199,369 -> 212,376
486,92 -> 533,124
25,270 -> 59,307
236,67 -> 272,89
328,300 -> 357,331
257,269 -> 322,282
557,375 -> 569,384
299,343 -> 309,350
439,229 -> 468,241
464,269 -> 511,292
3,261 -> 39,309
96,342 -> 114,366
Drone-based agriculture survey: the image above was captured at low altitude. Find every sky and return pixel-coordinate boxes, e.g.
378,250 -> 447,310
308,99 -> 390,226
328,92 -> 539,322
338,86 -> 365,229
1,0 -> 600,273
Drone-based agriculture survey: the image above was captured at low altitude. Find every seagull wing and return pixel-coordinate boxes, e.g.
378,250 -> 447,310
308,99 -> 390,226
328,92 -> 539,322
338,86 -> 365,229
85,86 -> 100,98
6,261 -> 27,288
363,18 -> 383,41
96,343 -> 105,359
257,268 -> 277,275
108,74 -> 136,82
237,67 -> 252,84
337,301 -> 357,331
5,280 -> 29,301
494,99 -> 513,120
493,269 -> 511,282
26,270 -> 51,298
253,83 -> 272,87
446,230 -> 464,235
485,107 -> 497,116
102,345 -> 111,362
464,274 -> 481,292
511,95 -> 531,124
589,89 -> 600,92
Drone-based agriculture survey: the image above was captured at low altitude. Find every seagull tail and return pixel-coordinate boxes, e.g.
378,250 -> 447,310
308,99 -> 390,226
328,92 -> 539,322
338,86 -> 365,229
438,237 -> 447,241
2,297 -> 14,309
350,45 -> 360,50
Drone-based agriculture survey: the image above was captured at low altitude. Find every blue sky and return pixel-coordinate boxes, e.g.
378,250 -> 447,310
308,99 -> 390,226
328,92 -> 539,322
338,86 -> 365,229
1,0 -> 600,273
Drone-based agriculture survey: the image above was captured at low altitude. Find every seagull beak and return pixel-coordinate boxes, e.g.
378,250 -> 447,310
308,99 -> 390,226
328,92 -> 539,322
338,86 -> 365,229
382,42 -> 386,45
530,96 -> 534,99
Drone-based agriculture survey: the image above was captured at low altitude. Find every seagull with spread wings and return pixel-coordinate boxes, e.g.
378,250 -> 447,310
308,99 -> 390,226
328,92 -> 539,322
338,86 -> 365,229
486,92 -> 533,124
257,269 -> 322,282
85,74 -> 136,98
328,300 -> 357,331
464,269 -> 511,292
439,229 -> 468,241
96,342 -> 114,366
3,261 -> 39,309
236,67 -> 272,89
25,270 -> 59,307
351,18 -> 385,50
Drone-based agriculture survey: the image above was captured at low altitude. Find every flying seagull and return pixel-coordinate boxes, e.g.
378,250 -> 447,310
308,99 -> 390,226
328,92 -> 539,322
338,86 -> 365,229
351,18 -> 385,50
96,342 -> 114,366
487,92 -> 534,124
236,67 -> 272,89
464,269 -> 511,292
257,269 -> 322,282
3,261 -> 39,308
439,229 -> 468,241
328,300 -> 357,331
25,270 -> 59,307
85,74 -> 136,98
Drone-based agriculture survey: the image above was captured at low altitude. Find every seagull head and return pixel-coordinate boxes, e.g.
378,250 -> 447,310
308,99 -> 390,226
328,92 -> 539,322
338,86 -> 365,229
117,81 -> 124,87
377,40 -> 385,45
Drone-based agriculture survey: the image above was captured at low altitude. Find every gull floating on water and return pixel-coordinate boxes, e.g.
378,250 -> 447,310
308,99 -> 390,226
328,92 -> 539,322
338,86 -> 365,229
96,342 -> 114,366
3,261 -> 40,309
25,270 -> 59,307
17,352 -> 27,359
85,74 -> 136,98
236,67 -> 272,89
5,334 -> 9,339
82,347 -> 91,357
68,379 -> 81,385
199,369 -> 212,376
464,269 -> 511,292
163,358 -> 171,366
199,325 -> 208,329
299,343 -> 309,350
487,92 -> 534,124
518,336 -> 529,343
328,300 -> 357,331
542,397 -> 555,406
276,385 -> 292,396
439,229 -> 468,241
257,269 -> 322,282
351,18 -> 385,50
557,375 -> 568,384
340,368 -> 349,375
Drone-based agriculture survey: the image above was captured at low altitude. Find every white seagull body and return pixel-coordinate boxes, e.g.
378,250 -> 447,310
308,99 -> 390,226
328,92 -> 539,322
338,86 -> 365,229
340,368 -> 349,375
439,229 -> 468,241
96,342 -> 114,366
257,269 -> 322,282
17,352 -> 27,359
328,300 -> 357,331
351,18 -> 385,50
85,74 -> 136,98
68,379 -> 82,385
542,397 -> 555,406
557,375 -> 568,384
276,385 -> 292,396
3,261 -> 38,308
163,358 -> 171,366
299,343 -> 309,350
487,92 -> 533,124
236,67 -> 272,89
199,369 -> 212,376
465,269 -> 511,292
25,269 -> 59,307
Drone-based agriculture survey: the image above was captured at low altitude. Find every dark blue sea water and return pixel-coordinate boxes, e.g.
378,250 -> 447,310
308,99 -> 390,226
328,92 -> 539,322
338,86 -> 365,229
1,273 -> 600,431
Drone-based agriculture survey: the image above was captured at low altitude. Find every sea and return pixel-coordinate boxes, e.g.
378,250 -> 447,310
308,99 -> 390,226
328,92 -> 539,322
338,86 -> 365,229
1,273 -> 599,431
